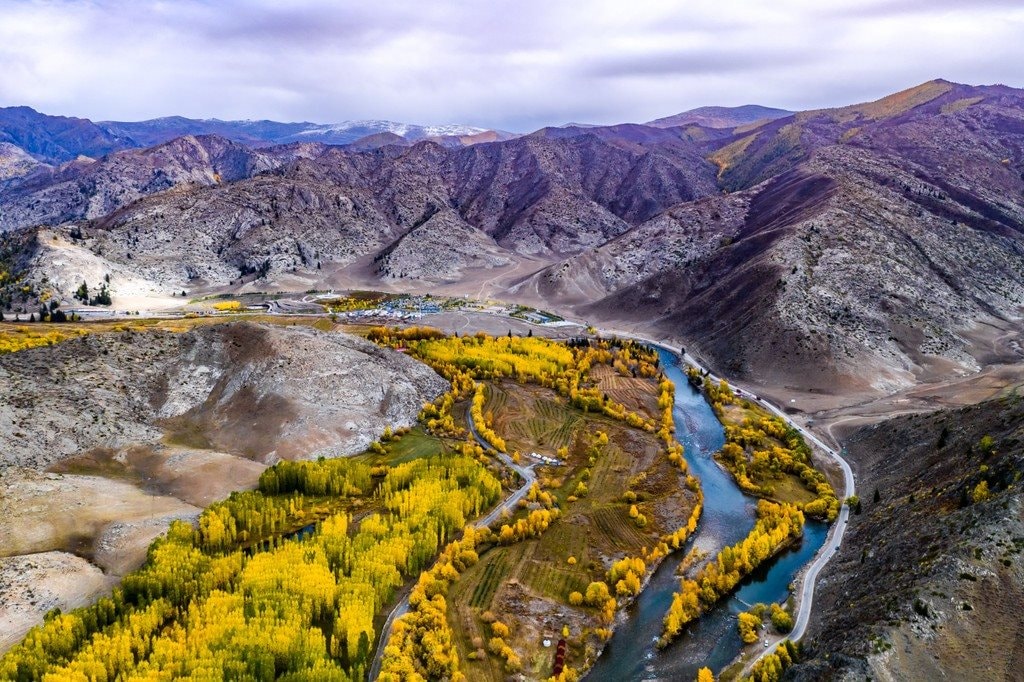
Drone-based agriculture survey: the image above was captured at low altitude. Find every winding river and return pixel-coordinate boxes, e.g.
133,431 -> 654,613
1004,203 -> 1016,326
587,348 -> 827,680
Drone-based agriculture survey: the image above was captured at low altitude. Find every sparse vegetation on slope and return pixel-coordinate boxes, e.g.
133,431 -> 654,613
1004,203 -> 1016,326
788,392 -> 1024,680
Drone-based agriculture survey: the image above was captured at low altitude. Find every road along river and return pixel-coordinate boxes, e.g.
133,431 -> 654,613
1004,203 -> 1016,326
586,347 -> 829,680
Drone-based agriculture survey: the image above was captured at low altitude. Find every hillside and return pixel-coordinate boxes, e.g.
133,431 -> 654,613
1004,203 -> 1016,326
646,104 -> 792,129
0,135 -> 323,232
99,116 -> 504,147
0,106 -> 131,163
527,80 -> 1024,397
0,142 -> 46,182
789,393 -> 1024,680
0,320 -> 446,651
1,80 -> 1023,403
3,127 -> 720,299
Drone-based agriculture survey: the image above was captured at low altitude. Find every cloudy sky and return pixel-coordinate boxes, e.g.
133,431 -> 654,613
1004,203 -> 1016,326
1,0 -> 1022,131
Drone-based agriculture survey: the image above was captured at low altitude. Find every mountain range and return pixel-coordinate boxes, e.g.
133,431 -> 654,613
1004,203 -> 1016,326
0,105 -> 513,165
1,79 -> 1022,403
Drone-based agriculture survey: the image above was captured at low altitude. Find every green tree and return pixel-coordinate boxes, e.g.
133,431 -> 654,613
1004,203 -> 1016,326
90,284 -> 112,306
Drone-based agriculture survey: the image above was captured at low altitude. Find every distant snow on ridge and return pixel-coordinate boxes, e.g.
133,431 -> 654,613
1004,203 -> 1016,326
294,120 -> 488,139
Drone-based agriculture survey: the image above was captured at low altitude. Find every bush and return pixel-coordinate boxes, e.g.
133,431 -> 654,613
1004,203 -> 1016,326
770,603 -> 793,633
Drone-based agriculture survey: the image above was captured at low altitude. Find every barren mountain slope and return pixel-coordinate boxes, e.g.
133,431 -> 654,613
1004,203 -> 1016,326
0,320 -> 447,651
789,394 -> 1024,681
0,143 -> 45,182
449,125 -> 719,252
525,84 -> 1024,397
0,321 -> 445,470
8,126 -> 723,296
80,168 -> 401,289
373,206 -> 516,282
711,79 -> 1022,192
0,135 -> 323,232
519,191 -> 751,305
646,104 -> 792,129
0,106 -> 131,163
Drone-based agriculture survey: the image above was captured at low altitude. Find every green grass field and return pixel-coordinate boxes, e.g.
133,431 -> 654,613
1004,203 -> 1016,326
353,426 -> 448,466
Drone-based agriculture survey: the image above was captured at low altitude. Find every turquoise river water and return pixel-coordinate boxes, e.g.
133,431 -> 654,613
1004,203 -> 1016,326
586,348 -> 827,680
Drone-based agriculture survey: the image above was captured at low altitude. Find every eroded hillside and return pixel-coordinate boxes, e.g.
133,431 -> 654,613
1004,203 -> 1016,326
2,80 -> 1023,405
790,393 -> 1024,681
0,319 -> 446,652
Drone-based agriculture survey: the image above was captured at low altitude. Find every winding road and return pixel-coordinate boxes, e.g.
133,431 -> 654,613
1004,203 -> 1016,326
602,331 -> 856,675
157,295 -> 852,676
367,400 -> 537,680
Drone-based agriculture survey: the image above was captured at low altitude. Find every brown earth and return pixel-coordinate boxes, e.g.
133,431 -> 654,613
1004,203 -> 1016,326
788,393 -> 1024,682
0,320 -> 445,654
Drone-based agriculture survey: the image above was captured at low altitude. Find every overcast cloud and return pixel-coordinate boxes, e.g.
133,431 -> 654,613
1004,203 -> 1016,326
0,0 -> 1021,131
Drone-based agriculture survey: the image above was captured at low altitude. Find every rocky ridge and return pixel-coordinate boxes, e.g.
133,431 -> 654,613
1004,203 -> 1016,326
2,80 -> 1023,399
0,321 -> 446,470
790,393 -> 1024,681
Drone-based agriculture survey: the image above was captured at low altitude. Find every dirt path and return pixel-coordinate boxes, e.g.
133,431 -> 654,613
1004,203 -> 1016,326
368,404 -> 536,680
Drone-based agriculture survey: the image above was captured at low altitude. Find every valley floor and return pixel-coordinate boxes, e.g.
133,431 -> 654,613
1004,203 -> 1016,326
2,290 -> 1021,680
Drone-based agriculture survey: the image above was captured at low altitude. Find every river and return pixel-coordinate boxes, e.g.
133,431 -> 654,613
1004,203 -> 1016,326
586,348 -> 827,680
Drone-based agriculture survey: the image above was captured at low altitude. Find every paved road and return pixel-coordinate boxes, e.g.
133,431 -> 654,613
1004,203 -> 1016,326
104,295 -> 852,675
366,587 -> 411,681
600,330 -> 856,675
368,398 -> 536,680
465,401 -> 538,526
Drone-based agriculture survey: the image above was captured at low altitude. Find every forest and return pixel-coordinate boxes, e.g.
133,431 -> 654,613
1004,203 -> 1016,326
4,326 -> 823,681
0,455 -> 501,680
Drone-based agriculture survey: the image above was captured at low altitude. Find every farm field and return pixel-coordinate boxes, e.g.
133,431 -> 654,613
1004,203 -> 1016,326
451,379 -> 699,680
589,363 -> 663,422
485,382 -> 582,456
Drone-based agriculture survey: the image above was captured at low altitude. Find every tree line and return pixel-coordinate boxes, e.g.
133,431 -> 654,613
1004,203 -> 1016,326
0,454 -> 501,680
660,501 -> 805,646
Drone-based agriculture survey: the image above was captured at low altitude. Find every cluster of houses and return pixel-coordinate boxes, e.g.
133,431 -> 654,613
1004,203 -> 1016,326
333,308 -> 424,321
328,295 -> 444,321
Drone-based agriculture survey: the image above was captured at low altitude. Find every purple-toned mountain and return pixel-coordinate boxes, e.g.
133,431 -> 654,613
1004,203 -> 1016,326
97,116 -> 513,148
0,106 -> 132,163
646,104 -> 792,129
524,80 -> 1024,395
3,80 -> 1023,401
0,135 -> 324,231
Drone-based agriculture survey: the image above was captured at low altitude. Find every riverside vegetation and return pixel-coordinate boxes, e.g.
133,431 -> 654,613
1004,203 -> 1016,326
687,366 -> 839,520
657,369 -> 838,649
367,328 -> 702,680
0,325 -> 836,681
